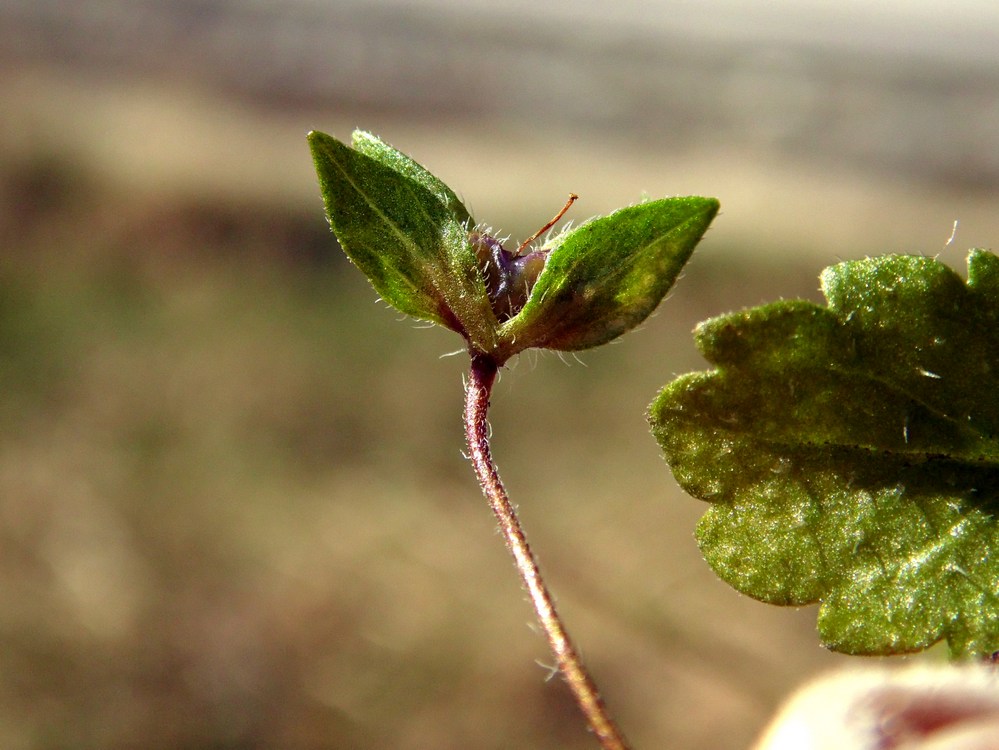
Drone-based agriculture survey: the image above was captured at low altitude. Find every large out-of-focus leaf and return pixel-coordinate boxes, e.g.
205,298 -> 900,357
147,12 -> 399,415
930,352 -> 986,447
308,130 -> 496,351
650,250 -> 999,658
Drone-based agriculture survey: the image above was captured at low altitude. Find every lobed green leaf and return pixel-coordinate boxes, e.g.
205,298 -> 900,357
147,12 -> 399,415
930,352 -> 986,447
650,250 -> 999,658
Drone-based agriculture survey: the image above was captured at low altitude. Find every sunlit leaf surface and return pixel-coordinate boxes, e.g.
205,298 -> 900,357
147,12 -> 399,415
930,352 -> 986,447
651,250 -> 999,658
505,198 -> 718,352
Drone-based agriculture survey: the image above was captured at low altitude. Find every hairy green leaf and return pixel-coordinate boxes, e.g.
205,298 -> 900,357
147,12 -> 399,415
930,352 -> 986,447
649,250 -> 999,658
307,130 -> 497,351
503,197 -> 719,352
350,130 -> 474,228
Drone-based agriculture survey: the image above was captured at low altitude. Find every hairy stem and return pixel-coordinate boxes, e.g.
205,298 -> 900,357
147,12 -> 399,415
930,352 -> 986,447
464,353 -> 631,750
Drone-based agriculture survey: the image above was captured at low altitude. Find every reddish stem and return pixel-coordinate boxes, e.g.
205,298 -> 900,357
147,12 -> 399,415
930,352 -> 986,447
463,353 -> 631,750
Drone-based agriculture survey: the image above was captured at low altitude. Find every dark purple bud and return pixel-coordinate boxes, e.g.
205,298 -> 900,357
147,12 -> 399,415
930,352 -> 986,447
470,232 -> 548,322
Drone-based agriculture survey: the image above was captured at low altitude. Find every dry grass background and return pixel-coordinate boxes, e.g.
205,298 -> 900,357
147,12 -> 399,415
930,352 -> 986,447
2,10 -> 996,744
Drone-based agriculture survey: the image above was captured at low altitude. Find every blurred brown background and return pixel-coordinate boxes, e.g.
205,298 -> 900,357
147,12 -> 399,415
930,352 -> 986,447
2,2 -> 997,748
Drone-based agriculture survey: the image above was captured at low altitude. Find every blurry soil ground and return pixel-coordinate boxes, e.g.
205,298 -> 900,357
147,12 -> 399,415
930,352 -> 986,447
0,65 -> 977,749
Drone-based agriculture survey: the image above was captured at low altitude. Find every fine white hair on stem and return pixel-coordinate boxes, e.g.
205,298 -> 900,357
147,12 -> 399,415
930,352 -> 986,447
943,219 -> 959,249
535,660 -> 560,682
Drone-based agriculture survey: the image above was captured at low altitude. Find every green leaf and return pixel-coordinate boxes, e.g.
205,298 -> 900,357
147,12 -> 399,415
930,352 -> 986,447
649,250 -> 999,658
502,197 -> 718,353
350,130 -> 474,228
307,130 -> 497,351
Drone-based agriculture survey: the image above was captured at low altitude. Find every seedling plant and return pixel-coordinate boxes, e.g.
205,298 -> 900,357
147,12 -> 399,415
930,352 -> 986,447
309,130 -> 999,749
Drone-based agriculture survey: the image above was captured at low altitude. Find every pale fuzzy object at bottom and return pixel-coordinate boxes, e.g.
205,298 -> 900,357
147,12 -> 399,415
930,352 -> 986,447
754,664 -> 999,750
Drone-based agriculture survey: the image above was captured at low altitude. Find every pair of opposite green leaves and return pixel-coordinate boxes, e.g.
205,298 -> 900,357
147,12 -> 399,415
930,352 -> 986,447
309,131 -> 999,659
307,130 -> 718,364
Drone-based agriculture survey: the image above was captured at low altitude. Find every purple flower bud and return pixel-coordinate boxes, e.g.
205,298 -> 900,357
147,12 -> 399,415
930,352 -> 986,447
470,232 -> 548,322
